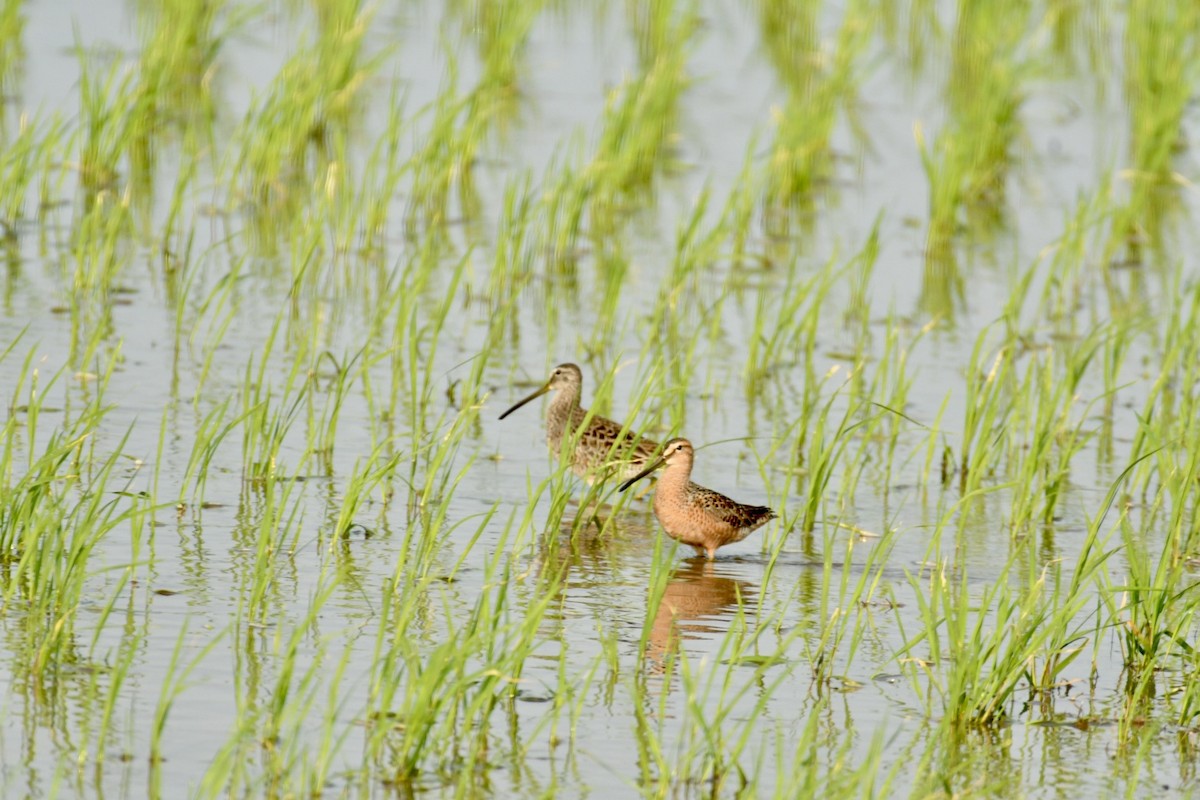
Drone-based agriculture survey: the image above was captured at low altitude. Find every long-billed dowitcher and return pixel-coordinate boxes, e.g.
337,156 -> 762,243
499,363 -> 659,483
618,438 -> 775,559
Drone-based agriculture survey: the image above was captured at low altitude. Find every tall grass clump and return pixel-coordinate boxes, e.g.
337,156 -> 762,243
538,0 -> 695,259
896,534 -> 1106,726
198,580 -> 355,797
1002,328 -> 1103,533
0,115 -> 64,240
920,0 -> 1030,269
1107,0 -> 1200,263
126,0 -> 248,218
0,0 -> 24,94
363,516 -> 560,789
407,0 -> 542,230
1104,309 -> 1200,718
232,3 -> 384,233
71,59 -> 139,294
74,56 -> 142,202
404,68 -> 488,231
798,524 -> 896,687
0,350 -> 152,685
457,0 -> 543,108
757,0 -> 871,207
134,0 -> 235,127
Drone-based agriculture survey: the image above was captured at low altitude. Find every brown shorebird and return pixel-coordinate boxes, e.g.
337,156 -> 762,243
618,438 -> 775,559
499,363 -> 659,483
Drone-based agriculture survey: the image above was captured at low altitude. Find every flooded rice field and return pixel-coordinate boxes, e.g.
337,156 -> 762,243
2,0 -> 1200,797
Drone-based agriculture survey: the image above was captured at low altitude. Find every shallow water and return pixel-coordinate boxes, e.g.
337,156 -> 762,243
1,0 -> 1198,797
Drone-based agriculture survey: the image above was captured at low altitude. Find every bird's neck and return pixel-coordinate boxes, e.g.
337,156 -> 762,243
546,388 -> 583,438
657,460 -> 692,494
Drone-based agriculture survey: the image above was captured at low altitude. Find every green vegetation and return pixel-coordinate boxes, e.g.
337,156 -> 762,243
1,0 -> 1199,797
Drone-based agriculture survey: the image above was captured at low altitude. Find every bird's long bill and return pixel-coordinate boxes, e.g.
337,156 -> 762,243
498,381 -> 551,420
617,456 -> 665,493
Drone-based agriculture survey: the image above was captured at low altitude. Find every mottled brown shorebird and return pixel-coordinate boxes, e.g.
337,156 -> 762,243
618,438 -> 775,559
499,363 -> 659,483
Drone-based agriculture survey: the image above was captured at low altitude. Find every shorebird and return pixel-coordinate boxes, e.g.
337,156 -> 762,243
618,438 -> 775,559
499,363 -> 659,483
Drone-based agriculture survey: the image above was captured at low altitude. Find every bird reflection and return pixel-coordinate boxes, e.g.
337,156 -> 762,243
647,558 -> 756,670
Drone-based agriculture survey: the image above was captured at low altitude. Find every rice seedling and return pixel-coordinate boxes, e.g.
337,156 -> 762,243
1003,328 -> 1103,533
951,320 -> 1018,495
1107,0 -> 1200,263
598,0 -> 693,195
457,0 -> 543,108
236,322 -> 305,486
762,708 -> 898,798
800,523 -> 896,688
794,391 -> 862,535
0,353 -> 148,694
534,0 -> 694,258
0,0 -> 23,95
745,274 -> 818,395
1174,622 -> 1200,728
944,0 -> 1027,208
404,66 -> 488,232
896,441 -> 1145,730
74,57 -> 138,204
200,576 -> 359,798
149,621 -> 224,766
897,553 -> 1048,726
0,115 -> 64,239
855,318 -> 932,496
1038,0 -> 1110,74
230,2 -> 384,234
912,2 -> 1030,303
1101,434 -> 1200,736
361,511 -> 561,789
86,596 -> 147,769
131,0 -> 234,135
658,617 -> 797,792
294,95 -> 410,269
757,0 -> 872,206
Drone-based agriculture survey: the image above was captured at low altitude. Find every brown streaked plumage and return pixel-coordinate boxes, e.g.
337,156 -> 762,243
499,363 -> 659,483
618,438 -> 775,559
